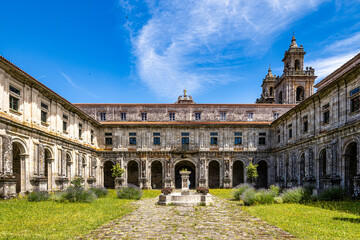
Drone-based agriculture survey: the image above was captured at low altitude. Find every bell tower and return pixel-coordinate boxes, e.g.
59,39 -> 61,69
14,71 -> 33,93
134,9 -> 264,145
256,67 -> 276,104
274,35 -> 317,104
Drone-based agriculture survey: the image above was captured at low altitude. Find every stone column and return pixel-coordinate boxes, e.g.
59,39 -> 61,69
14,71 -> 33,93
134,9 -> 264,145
198,158 -> 206,187
164,157 -> 172,188
223,158 -> 231,188
3,135 -> 12,175
140,157 -> 149,189
47,157 -> 54,191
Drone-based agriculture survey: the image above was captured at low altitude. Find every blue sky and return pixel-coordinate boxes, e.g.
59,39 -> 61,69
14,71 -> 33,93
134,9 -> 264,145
0,0 -> 359,104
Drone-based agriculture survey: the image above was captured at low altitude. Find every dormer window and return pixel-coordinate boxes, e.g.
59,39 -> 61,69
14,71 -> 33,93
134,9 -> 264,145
121,112 -> 127,121
169,112 -> 175,121
100,112 -> 106,121
141,112 -> 147,121
247,112 -> 253,122
220,112 -> 227,121
195,112 -> 201,121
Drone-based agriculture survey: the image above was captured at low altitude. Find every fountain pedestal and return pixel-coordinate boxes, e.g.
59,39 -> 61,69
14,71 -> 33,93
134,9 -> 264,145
180,170 -> 191,195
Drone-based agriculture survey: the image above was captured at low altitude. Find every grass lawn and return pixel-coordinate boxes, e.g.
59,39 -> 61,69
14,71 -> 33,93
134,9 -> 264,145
0,190 -> 136,240
210,189 -> 360,239
142,189 -> 161,199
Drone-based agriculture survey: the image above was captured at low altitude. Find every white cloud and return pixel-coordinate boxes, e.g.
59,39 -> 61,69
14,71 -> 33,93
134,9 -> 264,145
121,0 -> 327,100
307,51 -> 359,82
59,71 -> 98,99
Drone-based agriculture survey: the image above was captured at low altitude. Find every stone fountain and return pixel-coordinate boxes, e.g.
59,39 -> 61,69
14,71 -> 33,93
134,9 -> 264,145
158,170 -> 213,206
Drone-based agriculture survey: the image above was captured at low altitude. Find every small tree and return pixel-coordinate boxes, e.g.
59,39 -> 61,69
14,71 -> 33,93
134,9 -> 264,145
111,163 -> 125,178
246,161 -> 259,184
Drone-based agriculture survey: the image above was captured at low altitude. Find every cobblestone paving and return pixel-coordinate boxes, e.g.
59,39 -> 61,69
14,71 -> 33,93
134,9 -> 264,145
81,196 -> 295,240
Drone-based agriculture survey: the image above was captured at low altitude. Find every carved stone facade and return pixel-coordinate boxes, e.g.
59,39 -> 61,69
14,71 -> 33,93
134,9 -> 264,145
0,37 -> 359,198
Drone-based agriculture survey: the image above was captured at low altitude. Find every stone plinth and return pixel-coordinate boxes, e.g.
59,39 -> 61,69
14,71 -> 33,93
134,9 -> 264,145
158,191 -> 213,206
180,170 -> 191,195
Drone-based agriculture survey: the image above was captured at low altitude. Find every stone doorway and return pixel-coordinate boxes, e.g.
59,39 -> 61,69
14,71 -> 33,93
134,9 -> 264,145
104,161 -> 115,189
232,160 -> 244,187
151,161 -> 162,189
256,160 -> 268,188
345,142 -> 357,195
208,161 -> 220,188
127,161 -> 139,187
175,161 -> 195,189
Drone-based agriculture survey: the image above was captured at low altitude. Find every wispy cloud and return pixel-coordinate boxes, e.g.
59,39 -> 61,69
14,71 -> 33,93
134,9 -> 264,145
307,51 -> 359,82
121,0 -> 327,100
59,71 -> 99,99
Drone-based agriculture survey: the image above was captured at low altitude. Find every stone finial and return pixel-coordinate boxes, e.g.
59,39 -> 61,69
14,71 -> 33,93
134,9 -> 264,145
290,34 -> 298,48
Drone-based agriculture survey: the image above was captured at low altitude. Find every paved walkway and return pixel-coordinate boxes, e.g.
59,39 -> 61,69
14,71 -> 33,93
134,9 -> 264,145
81,196 -> 295,240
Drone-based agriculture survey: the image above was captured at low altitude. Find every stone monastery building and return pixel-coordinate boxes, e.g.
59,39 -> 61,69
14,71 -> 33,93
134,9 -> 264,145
0,36 -> 359,198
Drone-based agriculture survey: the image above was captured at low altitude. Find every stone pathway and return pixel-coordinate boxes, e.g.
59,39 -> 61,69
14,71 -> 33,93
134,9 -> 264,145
80,196 -> 295,240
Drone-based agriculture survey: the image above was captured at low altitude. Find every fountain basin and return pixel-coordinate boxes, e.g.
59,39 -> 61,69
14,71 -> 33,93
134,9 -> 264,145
158,191 -> 213,206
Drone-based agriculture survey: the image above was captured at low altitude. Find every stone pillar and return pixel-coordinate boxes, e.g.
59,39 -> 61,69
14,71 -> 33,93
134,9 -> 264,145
164,157 -> 172,188
223,158 -> 231,188
198,158 -> 206,187
3,135 -> 12,175
47,157 -> 54,191
140,157 -> 149,189
180,170 -> 191,195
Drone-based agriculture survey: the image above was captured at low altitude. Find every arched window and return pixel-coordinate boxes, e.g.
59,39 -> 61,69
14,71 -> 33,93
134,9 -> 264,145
296,86 -> 304,102
278,91 -> 283,104
295,59 -> 300,71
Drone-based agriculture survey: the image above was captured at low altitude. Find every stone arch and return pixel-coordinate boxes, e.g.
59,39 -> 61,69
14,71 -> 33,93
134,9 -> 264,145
175,160 -> 196,189
344,141 -> 358,195
318,148 -> 327,190
256,160 -> 268,188
278,91 -> 283,104
104,160 -> 115,189
12,139 -> 27,194
151,160 -> 163,189
232,160 -> 244,187
299,152 -> 305,185
208,160 -> 220,188
127,160 -> 139,187
296,86 -> 305,102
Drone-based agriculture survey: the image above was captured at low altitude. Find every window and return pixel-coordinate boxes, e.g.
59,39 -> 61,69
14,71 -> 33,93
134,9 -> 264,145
182,137 -> 189,145
277,131 -> 280,143
100,112 -> 106,121
322,104 -> 330,124
153,132 -> 160,136
9,95 -> 19,111
129,132 -> 136,145
181,132 -> 189,136
210,132 -> 218,136
195,112 -> 201,120
63,115 -> 68,132
169,112 -> 175,121
288,124 -> 292,139
91,130 -> 94,144
105,133 -> 112,145
153,137 -> 160,145
234,137 -> 242,145
129,137 -> 137,145
210,137 -> 218,145
141,112 -> 147,121
234,132 -> 242,136
78,123 -> 83,138
259,132 -> 266,145
351,96 -> 360,112
121,112 -> 126,121
303,116 -> 308,133
350,87 -> 360,113
247,112 -> 253,121
273,112 -> 279,120
40,102 -> 48,123
220,112 -> 227,121
10,85 -> 21,95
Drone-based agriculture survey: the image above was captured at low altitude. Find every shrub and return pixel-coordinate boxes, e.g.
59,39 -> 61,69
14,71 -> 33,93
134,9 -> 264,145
70,177 -> 83,189
246,162 -> 258,184
274,196 -> 283,204
161,187 -> 173,195
196,187 -> 209,195
233,183 -> 253,200
27,191 -> 50,202
255,189 -> 276,204
241,188 -> 257,205
318,187 -> 346,201
280,187 -> 306,203
117,184 -> 143,200
269,185 -> 280,196
59,187 -> 97,203
90,187 -> 109,198
111,163 -> 125,178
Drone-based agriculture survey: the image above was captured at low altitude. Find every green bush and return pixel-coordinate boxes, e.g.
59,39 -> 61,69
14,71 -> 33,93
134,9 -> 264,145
318,187 -> 346,201
59,187 -> 97,203
233,183 -> 253,200
280,187 -> 306,203
269,185 -> 280,196
256,189 -> 276,204
90,187 -> 109,198
27,191 -> 50,202
117,185 -> 143,200
241,188 -> 257,205
274,196 -> 283,204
